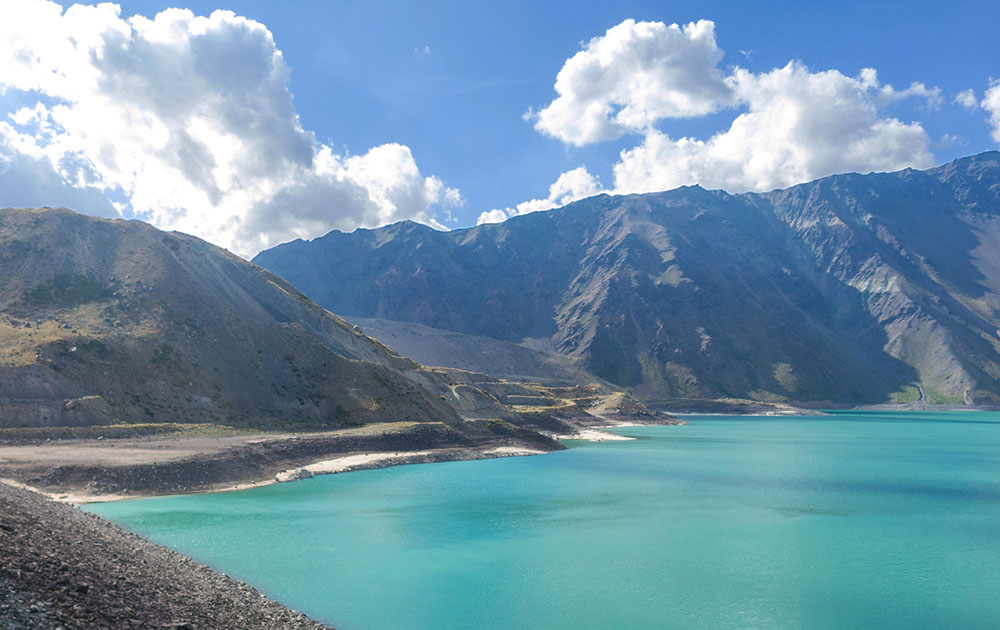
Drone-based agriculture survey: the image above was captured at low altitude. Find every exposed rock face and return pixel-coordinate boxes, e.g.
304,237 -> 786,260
0,207 -> 476,429
255,152 -> 1000,405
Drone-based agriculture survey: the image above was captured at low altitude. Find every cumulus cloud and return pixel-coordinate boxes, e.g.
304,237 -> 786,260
614,63 -> 935,194
954,88 -> 979,110
529,19 -> 732,146
477,167 -> 602,224
530,19 -> 941,196
984,82 -> 1000,143
238,143 -> 462,252
0,1 -> 459,255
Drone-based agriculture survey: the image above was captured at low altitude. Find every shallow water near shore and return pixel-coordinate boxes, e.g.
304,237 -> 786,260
87,411 -> 1000,630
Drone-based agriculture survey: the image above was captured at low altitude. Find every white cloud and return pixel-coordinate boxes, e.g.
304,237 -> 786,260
935,133 -> 964,149
613,63 -> 935,194
529,19 -> 732,146
873,78 -> 941,109
954,88 -> 979,109
0,123 -> 118,216
237,143 -> 461,252
529,18 -> 940,196
477,167 -> 602,224
475,208 -> 510,225
0,1 -> 459,256
984,82 -> 1000,143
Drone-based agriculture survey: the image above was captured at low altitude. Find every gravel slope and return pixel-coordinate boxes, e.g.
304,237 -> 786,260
0,481 -> 331,629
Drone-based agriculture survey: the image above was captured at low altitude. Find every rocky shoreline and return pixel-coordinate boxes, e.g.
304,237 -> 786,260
0,481 -> 331,629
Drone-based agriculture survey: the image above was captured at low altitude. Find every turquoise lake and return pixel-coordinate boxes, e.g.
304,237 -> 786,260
86,412 -> 1000,629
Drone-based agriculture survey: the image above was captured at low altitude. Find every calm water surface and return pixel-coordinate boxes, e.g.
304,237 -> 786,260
87,412 -> 1000,629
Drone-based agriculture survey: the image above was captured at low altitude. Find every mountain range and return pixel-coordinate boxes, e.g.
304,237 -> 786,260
254,152 -> 1000,406
0,205 -> 674,458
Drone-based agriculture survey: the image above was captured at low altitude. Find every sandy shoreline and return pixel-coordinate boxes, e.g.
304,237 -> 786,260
10,443 -> 552,505
554,428 -> 636,441
267,446 -> 548,490
215,427 -> 638,497
3,425 -> 641,504
0,412 -> 686,508
0,421 -> 564,505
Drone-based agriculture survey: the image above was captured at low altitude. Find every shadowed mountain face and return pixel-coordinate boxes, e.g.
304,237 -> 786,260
0,207 -> 468,429
254,152 -> 1000,405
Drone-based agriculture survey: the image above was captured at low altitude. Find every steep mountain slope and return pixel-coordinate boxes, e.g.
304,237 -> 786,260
255,152 -> 1000,405
349,317 -> 602,386
0,207 -> 477,429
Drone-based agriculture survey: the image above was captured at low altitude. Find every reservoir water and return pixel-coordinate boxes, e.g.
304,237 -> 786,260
87,412 -> 1000,629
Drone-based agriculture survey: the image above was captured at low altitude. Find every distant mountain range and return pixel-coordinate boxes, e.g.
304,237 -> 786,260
255,152 -> 1000,406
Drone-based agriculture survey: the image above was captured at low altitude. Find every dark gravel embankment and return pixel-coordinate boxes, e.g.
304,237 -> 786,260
0,482 -> 331,629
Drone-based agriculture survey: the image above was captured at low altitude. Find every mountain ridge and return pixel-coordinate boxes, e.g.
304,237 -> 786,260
255,152 -> 1000,405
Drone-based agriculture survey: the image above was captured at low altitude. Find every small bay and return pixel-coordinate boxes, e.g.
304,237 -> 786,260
87,411 -> 1000,629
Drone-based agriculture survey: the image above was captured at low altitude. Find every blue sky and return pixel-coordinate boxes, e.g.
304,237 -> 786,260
124,0 -> 1000,208
1,0 -> 999,254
